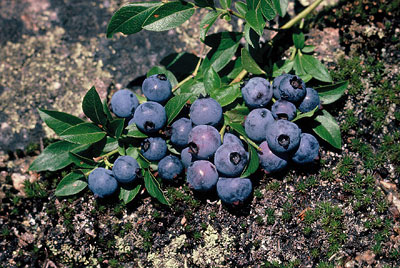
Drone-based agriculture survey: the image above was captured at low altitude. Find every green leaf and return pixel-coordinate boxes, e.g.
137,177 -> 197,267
102,100 -> 114,122
272,59 -> 294,77
241,48 -> 265,75
176,80 -> 207,96
55,171 -> 87,197
69,152 -> 97,168
293,53 -> 307,76
210,83 -> 241,107
204,67 -> 222,93
244,23 -> 259,48
195,0 -> 215,8
272,0 -> 288,17
106,2 -> 161,38
229,122 -> 247,138
226,56 -> 244,80
260,0 -> 276,20
300,54 -> 333,83
235,2 -> 248,17
220,0 -> 232,9
246,0 -> 260,10
200,11 -> 221,42
165,93 -> 193,125
241,143 -> 259,177
125,124 -> 148,138
126,146 -> 139,160
202,32 -> 242,73
313,110 -> 341,149
293,32 -> 305,49
298,73 -> 313,83
60,122 -> 106,144
108,118 -> 125,139
316,81 -> 348,105
224,106 -> 250,124
143,170 -> 169,205
135,93 -> 147,104
103,137 -> 119,153
119,185 -> 141,204
245,8 -> 265,36
82,86 -> 107,126
292,106 -> 318,122
29,141 -> 90,171
147,66 -> 178,88
167,142 -> 180,155
301,45 -> 315,53
38,109 -> 85,136
143,1 -> 195,32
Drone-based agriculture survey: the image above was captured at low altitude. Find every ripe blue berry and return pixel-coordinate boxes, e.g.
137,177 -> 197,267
181,147 -> 195,168
272,74 -> 291,100
214,143 -> 248,177
223,133 -> 244,148
241,77 -> 273,108
258,141 -> 288,174
133,101 -> 167,134
277,74 -> 306,103
298,87 -> 320,113
217,177 -> 252,205
142,74 -> 172,103
244,108 -> 274,142
110,89 -> 139,118
141,137 -> 167,161
292,133 -> 320,164
112,156 -> 140,183
271,99 -> 297,121
190,97 -> 222,126
188,125 -> 221,160
170,118 -> 192,148
88,168 -> 118,198
158,155 -> 183,181
266,119 -> 301,154
187,160 -> 219,191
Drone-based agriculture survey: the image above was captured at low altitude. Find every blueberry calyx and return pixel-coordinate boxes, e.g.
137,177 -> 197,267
276,113 -> 289,120
278,134 -> 290,149
157,74 -> 167,81
144,121 -> 155,131
188,142 -> 199,155
142,140 -> 150,152
290,76 -> 303,89
229,152 -> 241,165
256,92 -> 263,99
260,110 -> 267,118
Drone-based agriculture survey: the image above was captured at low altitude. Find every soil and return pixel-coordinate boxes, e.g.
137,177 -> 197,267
1,0 -> 399,267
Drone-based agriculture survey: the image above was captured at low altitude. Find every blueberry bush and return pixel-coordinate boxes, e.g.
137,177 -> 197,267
29,0 -> 347,206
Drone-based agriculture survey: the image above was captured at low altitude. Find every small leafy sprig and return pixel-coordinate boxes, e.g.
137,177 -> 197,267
29,0 -> 347,205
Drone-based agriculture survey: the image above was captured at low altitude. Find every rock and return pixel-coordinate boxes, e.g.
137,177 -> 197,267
355,250 -> 375,265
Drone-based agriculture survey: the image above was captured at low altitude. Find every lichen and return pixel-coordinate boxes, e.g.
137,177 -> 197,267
146,234 -> 187,268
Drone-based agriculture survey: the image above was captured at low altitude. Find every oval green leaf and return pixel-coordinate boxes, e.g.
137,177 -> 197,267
292,32 -> 305,49
143,169 -> 169,205
235,2 -> 248,17
210,83 -> 241,107
316,81 -> 348,105
125,124 -> 148,138
204,67 -> 221,93
241,143 -> 259,177
60,122 -> 106,144
55,171 -> 87,197
82,86 -> 107,126
165,93 -> 194,125
200,11 -> 221,42
106,2 -> 161,38
241,48 -> 265,75
119,185 -> 141,204
38,109 -> 85,136
312,110 -> 341,149
301,54 -> 333,83
69,152 -> 97,168
143,1 -> 195,32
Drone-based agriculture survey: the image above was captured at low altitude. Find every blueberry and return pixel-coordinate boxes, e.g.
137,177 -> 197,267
278,74 -> 307,103
110,89 -> 139,118
170,118 -> 192,148
133,101 -> 167,134
187,160 -> 219,191
272,74 -> 291,100
181,147 -> 195,168
244,108 -> 274,142
271,99 -> 297,121
142,74 -> 172,103
266,119 -> 301,154
216,177 -> 252,205
223,132 -> 244,148
298,87 -> 320,113
158,155 -> 183,181
292,133 -> 320,164
88,168 -> 118,198
214,143 -> 248,177
141,137 -> 167,161
112,156 -> 140,183
241,77 -> 273,108
258,141 -> 288,174
190,97 -> 222,126
188,125 -> 221,160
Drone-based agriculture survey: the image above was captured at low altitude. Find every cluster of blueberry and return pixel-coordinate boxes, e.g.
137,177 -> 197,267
88,73 -> 320,205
